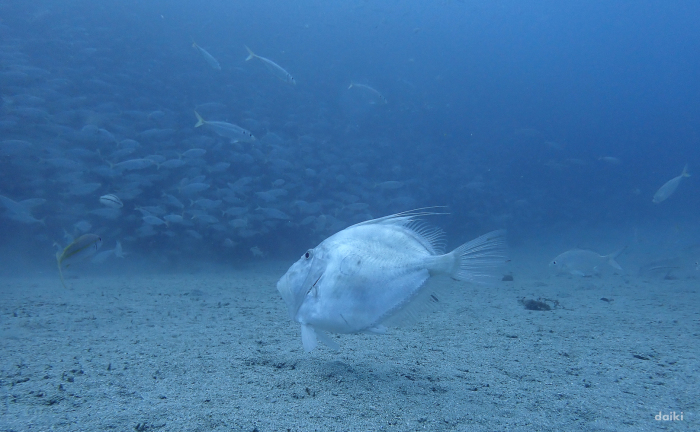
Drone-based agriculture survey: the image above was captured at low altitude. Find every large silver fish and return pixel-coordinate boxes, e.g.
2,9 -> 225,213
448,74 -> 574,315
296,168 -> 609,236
276,210 -> 507,352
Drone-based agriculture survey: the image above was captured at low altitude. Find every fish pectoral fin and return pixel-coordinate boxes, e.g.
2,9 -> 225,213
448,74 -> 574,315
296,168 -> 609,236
316,330 -> 339,351
300,324 -> 318,352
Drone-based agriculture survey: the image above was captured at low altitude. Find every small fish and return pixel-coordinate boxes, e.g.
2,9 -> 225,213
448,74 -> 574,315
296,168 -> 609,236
178,182 -> 210,195
348,82 -> 388,104
598,156 -> 621,165
276,209 -> 507,352
653,165 -> 690,204
56,234 -> 102,288
375,180 -> 404,190
143,215 -> 167,226
181,148 -> 206,158
192,42 -> 221,70
112,158 -> 155,171
245,46 -> 296,85
99,194 -> 123,208
0,194 -> 45,225
91,241 -> 126,263
550,248 -> 625,277
194,111 -> 256,143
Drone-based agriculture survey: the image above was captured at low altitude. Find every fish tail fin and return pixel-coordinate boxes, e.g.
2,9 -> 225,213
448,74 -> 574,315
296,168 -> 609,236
446,230 -> 508,283
300,324 -> 318,352
194,110 -> 205,127
605,246 -> 626,271
244,45 -> 255,61
682,164 -> 691,177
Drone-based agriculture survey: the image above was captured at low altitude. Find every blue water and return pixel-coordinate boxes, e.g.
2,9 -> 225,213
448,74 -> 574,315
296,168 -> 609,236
2,0 -> 699,268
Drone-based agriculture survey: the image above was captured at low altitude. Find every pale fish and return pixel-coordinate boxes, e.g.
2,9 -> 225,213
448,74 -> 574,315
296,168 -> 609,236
549,248 -> 625,277
276,209 -> 507,352
91,241 -> 126,264
56,233 -> 102,288
111,158 -> 155,171
348,82 -> 388,104
653,165 -> 690,203
192,42 -> 221,70
194,111 -> 256,143
0,194 -> 45,225
245,46 -> 296,85
99,193 -> 123,208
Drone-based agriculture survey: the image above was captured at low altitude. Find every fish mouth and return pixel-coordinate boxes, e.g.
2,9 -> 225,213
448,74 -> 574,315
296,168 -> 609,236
277,256 -> 327,320
307,274 -> 322,296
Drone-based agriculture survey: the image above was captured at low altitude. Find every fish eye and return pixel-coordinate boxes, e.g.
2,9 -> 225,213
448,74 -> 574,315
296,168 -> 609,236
305,250 -> 312,259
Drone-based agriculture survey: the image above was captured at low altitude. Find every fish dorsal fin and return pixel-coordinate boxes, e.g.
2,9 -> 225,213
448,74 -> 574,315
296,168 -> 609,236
352,208 -> 447,254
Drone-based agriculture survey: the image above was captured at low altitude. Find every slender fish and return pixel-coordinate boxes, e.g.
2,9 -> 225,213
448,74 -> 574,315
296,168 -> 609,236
192,42 -> 221,70
194,111 -> 256,143
245,46 -> 296,85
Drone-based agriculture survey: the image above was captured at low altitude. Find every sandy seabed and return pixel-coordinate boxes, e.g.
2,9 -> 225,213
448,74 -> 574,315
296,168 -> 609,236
0,255 -> 697,432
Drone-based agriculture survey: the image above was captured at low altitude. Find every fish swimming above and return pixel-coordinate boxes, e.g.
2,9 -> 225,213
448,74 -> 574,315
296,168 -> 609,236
549,248 -> 625,277
245,45 -> 296,85
99,194 -> 123,208
348,82 -> 388,104
194,111 -> 256,143
192,41 -> 221,70
56,233 -> 102,288
0,193 -> 45,225
653,165 -> 690,203
276,209 -> 507,352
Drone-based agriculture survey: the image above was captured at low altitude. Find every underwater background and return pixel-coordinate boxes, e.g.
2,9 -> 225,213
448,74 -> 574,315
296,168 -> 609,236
1,1 -> 698,431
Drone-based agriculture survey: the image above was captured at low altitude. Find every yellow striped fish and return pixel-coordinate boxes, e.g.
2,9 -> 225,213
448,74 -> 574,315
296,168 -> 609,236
56,234 -> 102,288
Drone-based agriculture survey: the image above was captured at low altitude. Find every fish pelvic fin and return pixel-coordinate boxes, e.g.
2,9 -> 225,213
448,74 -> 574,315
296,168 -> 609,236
300,324 -> 318,352
56,251 -> 67,289
444,230 -> 508,283
316,329 -> 340,351
682,164 -> 691,178
194,110 -> 205,127
244,45 -> 255,61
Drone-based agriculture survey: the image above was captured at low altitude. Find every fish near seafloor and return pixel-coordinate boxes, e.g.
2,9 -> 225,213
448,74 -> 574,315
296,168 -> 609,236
549,248 -> 625,277
653,165 -> 690,204
276,209 -> 507,352
56,234 -> 102,288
